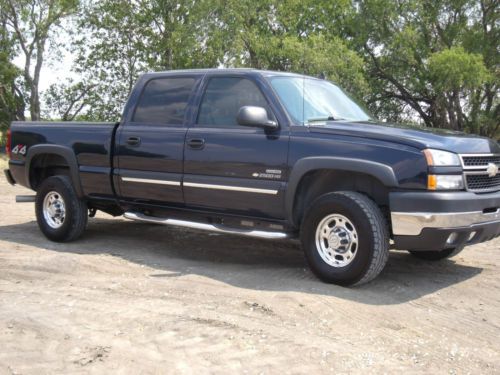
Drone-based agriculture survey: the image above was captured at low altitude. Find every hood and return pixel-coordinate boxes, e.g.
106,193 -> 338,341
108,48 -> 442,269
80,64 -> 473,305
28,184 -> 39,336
308,121 -> 500,154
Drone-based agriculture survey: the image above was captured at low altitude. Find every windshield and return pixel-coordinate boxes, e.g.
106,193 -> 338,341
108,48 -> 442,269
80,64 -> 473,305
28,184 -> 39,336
269,76 -> 372,124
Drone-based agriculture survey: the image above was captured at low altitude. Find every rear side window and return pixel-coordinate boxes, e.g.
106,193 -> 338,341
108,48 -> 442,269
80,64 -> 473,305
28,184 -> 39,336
133,77 -> 195,124
196,77 -> 271,127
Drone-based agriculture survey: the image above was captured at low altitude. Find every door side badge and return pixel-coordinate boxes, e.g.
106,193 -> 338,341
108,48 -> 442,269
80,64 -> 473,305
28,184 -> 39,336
252,169 -> 282,179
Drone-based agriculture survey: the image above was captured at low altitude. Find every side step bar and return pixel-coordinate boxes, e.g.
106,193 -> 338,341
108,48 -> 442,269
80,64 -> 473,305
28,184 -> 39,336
16,195 -> 36,203
123,211 -> 292,240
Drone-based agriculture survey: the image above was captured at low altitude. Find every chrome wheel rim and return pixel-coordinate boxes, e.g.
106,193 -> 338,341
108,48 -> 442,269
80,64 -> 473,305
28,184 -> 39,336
315,214 -> 358,268
43,191 -> 66,229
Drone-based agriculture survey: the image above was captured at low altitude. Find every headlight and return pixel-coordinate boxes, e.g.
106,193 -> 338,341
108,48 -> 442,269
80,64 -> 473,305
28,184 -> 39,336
423,149 -> 461,166
428,175 -> 464,190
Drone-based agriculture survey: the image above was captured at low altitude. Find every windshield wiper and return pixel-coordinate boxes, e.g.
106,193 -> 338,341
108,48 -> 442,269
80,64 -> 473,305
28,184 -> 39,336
306,115 -> 346,124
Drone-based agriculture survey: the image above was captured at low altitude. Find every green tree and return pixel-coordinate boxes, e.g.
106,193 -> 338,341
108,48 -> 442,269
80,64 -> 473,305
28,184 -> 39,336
47,0 -> 367,121
51,0 -> 225,120
215,0 -> 368,95
68,0 -> 148,120
139,0 -> 224,70
348,0 -> 498,136
428,46 -> 491,132
43,79 -> 96,121
40,0 -> 499,138
0,0 -> 79,121
0,12 -> 24,144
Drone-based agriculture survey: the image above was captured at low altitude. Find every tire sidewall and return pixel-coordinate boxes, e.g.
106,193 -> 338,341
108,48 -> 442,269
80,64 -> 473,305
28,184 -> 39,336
35,176 -> 84,242
301,193 -> 377,285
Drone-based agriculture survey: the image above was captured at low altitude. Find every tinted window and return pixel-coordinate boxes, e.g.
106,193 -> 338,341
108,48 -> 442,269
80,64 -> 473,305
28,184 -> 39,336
133,77 -> 195,124
197,77 -> 271,126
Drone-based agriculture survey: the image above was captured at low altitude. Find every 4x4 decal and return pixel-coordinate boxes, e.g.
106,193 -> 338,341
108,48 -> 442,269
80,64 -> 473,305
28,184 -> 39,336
11,144 -> 27,156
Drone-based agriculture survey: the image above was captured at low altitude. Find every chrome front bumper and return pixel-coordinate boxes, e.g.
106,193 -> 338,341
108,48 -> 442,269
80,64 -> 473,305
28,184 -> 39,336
391,209 -> 500,236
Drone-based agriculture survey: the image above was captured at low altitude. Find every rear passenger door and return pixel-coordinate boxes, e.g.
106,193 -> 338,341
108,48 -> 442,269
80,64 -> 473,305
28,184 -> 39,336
115,75 -> 200,205
183,75 -> 289,219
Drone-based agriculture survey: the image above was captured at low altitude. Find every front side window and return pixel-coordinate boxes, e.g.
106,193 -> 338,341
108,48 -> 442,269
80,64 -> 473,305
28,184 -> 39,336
133,77 -> 196,124
197,77 -> 271,127
269,77 -> 372,124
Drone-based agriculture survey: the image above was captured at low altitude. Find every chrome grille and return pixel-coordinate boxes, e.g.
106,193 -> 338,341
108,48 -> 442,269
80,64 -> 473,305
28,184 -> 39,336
461,154 -> 500,169
465,174 -> 500,192
460,153 -> 500,193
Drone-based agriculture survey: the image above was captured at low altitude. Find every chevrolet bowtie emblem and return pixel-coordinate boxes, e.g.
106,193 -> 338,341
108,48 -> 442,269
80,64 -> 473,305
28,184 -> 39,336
486,163 -> 499,178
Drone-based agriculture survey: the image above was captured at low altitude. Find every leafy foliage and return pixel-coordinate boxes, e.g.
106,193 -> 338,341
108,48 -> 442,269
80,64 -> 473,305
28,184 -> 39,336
348,0 -> 499,136
0,0 -> 79,121
2,0 -> 499,138
0,13 -> 24,145
215,0 -> 369,96
43,79 -> 97,121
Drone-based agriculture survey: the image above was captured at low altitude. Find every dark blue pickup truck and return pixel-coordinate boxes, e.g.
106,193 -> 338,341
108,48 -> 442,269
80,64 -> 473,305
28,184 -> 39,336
4,69 -> 500,285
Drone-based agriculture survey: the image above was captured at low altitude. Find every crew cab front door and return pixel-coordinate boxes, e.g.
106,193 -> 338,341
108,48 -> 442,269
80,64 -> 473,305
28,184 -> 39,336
115,75 -> 200,205
183,75 -> 289,219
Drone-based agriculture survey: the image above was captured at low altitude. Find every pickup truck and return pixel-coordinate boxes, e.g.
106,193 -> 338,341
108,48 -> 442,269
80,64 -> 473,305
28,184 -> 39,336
4,69 -> 500,286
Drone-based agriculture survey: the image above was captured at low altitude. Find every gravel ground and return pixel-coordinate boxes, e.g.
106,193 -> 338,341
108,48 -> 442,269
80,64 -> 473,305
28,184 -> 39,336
0,177 -> 499,374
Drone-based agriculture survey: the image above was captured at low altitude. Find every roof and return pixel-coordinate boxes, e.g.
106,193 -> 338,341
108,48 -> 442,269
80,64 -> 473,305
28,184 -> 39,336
140,68 -> 315,80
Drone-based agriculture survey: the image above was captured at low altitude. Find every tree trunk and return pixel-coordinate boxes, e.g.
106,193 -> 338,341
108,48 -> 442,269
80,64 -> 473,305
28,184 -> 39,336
30,40 -> 45,121
29,85 -> 40,121
446,93 -> 458,131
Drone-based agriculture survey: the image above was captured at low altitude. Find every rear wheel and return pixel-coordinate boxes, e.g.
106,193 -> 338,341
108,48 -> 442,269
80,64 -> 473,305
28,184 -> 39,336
409,246 -> 465,261
300,191 -> 389,286
35,175 -> 88,242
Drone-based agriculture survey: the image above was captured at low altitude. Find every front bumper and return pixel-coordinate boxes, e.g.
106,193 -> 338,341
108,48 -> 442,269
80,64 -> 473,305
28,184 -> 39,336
390,191 -> 500,251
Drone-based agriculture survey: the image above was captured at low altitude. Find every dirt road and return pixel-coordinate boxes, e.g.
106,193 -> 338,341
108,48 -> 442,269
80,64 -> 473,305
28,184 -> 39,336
0,177 -> 499,374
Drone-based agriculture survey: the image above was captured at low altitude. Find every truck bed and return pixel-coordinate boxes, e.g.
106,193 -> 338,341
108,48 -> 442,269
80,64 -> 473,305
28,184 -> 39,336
9,121 -> 119,199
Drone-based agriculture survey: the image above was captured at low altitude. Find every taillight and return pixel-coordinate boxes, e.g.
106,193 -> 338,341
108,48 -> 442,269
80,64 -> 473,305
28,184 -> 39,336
6,128 -> 11,159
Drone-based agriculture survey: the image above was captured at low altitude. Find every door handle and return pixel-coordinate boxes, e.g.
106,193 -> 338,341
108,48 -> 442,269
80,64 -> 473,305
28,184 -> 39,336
127,136 -> 141,146
187,138 -> 205,149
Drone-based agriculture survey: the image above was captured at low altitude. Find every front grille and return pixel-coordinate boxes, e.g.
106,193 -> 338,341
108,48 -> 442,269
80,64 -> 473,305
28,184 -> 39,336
461,155 -> 500,168
460,153 -> 500,192
465,174 -> 500,192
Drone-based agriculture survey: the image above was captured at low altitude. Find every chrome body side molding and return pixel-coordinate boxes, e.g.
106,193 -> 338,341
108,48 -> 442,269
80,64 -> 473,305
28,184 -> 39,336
120,177 -> 278,194
183,182 -> 278,195
121,177 -> 181,186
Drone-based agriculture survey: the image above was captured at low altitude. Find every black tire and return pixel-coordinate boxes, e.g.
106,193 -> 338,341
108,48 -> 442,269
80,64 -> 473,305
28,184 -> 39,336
409,246 -> 465,261
35,175 -> 88,242
300,191 -> 389,286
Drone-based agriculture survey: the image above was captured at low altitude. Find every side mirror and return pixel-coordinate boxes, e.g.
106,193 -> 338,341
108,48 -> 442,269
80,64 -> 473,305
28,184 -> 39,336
236,106 -> 278,130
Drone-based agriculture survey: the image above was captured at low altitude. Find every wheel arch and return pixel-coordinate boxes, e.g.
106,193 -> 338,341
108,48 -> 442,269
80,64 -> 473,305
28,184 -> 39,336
286,157 -> 398,227
25,145 -> 84,197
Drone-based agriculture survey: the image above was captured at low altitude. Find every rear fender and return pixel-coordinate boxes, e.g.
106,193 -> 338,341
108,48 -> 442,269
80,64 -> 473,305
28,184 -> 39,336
25,145 -> 84,198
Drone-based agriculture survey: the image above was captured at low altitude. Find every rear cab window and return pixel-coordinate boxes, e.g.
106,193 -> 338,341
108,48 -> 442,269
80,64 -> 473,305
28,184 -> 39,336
133,77 -> 196,125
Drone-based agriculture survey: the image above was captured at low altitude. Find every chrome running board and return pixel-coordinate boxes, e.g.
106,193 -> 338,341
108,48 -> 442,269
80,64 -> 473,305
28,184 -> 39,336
123,211 -> 291,240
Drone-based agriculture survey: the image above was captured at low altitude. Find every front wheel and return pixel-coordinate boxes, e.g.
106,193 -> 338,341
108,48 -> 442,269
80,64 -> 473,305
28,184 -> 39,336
35,175 -> 88,242
409,246 -> 465,261
300,191 -> 389,286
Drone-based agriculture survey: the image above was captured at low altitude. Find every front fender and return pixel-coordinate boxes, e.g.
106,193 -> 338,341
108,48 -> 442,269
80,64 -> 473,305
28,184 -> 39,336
285,156 -> 398,224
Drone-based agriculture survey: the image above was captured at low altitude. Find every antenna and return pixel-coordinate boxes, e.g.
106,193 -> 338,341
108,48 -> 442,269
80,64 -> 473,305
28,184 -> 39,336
301,32 -> 306,125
